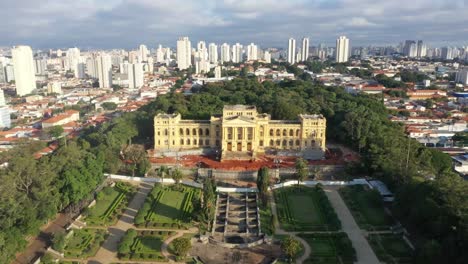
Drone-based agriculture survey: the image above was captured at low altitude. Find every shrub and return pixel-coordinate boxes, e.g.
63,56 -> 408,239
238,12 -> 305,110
172,237 -> 192,256
118,229 -> 137,254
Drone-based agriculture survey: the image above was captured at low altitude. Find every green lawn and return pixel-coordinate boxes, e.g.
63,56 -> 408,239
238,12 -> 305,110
275,186 -> 341,231
119,230 -> 174,261
136,184 -> 201,229
368,234 -> 414,264
339,185 -> 394,230
85,182 -> 136,226
63,229 -> 107,258
299,233 -> 356,264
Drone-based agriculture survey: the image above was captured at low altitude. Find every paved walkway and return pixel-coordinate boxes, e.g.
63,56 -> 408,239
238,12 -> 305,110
270,193 -> 311,264
88,182 -> 154,264
324,187 -> 380,264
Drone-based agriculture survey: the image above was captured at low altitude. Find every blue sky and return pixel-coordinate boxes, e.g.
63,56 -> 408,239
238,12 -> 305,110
1,0 -> 467,49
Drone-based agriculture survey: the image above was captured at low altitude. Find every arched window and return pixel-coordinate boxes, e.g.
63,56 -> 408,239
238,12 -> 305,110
283,129 -> 287,136
296,129 -> 300,137
194,139 -> 197,145
199,128 -> 203,136
282,140 -> 287,146
180,139 -> 184,145
186,128 -> 190,135
205,139 -> 209,145
193,128 -> 197,136
296,140 -> 300,146
289,140 -> 293,146
289,129 -> 293,136
270,140 -> 274,146
164,129 -> 168,136
206,129 -> 210,136
180,128 -> 184,135
270,129 -> 274,136
276,129 -> 280,136
187,139 -> 191,145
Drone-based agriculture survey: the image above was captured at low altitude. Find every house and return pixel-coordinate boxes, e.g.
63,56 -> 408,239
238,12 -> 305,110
42,110 -> 80,128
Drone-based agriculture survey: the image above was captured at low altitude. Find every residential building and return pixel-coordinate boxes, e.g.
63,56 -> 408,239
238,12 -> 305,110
232,43 -> 243,63
417,40 -> 427,58
96,54 -> 112,88
128,63 -> 144,89
247,43 -> 258,61
33,58 -> 47,75
176,37 -> 192,70
208,43 -> 218,64
139,44 -> 149,62
335,36 -> 350,63
12,45 -> 36,96
456,68 -> 468,85
301,37 -> 309,62
0,106 -> 10,128
264,51 -> 271,63
42,110 -> 80,128
288,38 -> 296,64
221,43 -> 230,62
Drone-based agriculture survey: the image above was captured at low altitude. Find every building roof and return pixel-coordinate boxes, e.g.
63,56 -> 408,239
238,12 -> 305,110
223,105 -> 256,110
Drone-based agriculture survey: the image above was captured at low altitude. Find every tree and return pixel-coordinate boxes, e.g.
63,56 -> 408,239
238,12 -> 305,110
256,167 -> 270,205
281,236 -> 301,262
171,168 -> 183,184
295,158 -> 309,184
45,125 -> 64,139
172,237 -> 192,256
101,102 -> 118,111
52,231 -> 66,251
156,165 -> 170,180
118,229 -> 137,254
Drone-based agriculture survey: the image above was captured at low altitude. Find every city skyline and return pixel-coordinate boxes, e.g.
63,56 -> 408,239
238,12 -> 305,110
1,0 -> 467,49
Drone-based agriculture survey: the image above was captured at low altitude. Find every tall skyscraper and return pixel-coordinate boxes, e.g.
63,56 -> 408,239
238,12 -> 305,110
96,54 -> 112,88
441,47 -> 454,60
247,43 -> 258,61
0,62 -> 5,83
86,56 -> 98,78
221,43 -> 231,62
139,44 -> 149,62
33,58 -> 47,75
76,63 -> 86,79
177,37 -> 192,70
288,38 -> 296,64
208,43 -> 218,64
264,50 -> 271,63
403,40 -> 417,57
66,47 -> 81,75
156,45 -> 165,63
301,37 -> 309,62
455,68 -> 468,85
128,63 -> 144,89
12,46 -> 36,96
232,43 -> 243,63
335,36 -> 350,63
417,40 -> 427,58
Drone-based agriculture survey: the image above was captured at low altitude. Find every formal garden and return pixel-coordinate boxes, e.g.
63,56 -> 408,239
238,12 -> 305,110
367,234 -> 414,264
339,185 -> 394,230
298,233 -> 357,264
83,182 -> 136,226
274,185 -> 341,231
52,228 -> 107,259
118,229 -> 174,261
135,184 -> 201,229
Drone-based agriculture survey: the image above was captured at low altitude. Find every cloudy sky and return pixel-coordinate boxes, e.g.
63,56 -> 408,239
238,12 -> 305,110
1,0 -> 467,49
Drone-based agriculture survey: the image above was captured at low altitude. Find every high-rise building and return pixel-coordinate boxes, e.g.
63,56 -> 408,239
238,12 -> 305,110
0,89 -> 5,106
0,63 -> 5,83
403,40 -> 417,57
214,65 -> 222,79
177,37 -> 192,70
232,43 -> 243,63
247,43 -> 258,61
12,46 -> 36,96
128,63 -> 144,89
335,36 -> 350,63
455,68 -> 468,85
47,81 -> 62,94
0,106 -> 11,128
139,44 -> 149,62
301,37 -> 309,62
96,54 -> 112,88
5,65 -> 15,82
208,43 -> 218,64
33,58 -> 47,75
76,63 -> 86,79
86,56 -> 98,78
264,50 -> 271,63
441,47 -> 454,60
417,40 -> 427,58
221,43 -> 231,62
66,47 -> 81,75
156,45 -> 165,63
288,38 -> 296,64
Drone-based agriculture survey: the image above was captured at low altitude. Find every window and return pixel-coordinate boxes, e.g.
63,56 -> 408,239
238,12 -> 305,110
260,140 -> 264,147
289,140 -> 293,146
276,140 -> 281,146
193,128 -> 197,136
276,129 -> 280,136
282,140 -> 287,146
283,129 -> 287,136
158,140 -> 160,145
205,129 -> 210,136
194,139 -> 197,145
199,128 -> 203,136
180,139 -> 184,145
215,140 -> 220,147
187,139 -> 190,145
180,128 -> 184,135
270,140 -> 274,146
270,129 -> 274,136
289,129 -> 293,136
186,128 -> 190,135
296,140 -> 300,146
296,129 -> 300,137
164,129 -> 168,136
157,131 -> 160,136
205,139 -> 209,145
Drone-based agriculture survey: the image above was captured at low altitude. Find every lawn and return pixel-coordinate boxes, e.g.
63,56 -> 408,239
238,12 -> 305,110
339,185 -> 394,230
275,185 -> 341,231
259,203 -> 275,235
368,234 -> 414,264
135,184 -> 201,229
63,229 -> 107,258
84,182 -> 136,226
119,230 -> 174,261
299,233 -> 356,264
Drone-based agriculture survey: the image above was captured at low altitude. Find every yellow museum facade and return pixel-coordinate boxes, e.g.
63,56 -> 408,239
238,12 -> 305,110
154,105 -> 326,159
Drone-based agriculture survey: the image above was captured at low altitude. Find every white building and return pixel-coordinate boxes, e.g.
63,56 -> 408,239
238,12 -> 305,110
128,63 -> 144,89
96,54 -> 112,88
247,43 -> 258,61
208,43 -> 218,64
301,37 -> 309,62
33,58 -> 47,75
0,106 -> 10,128
156,45 -> 165,63
0,89 -> 5,106
47,81 -> 62,94
66,47 -> 81,76
288,38 -> 296,64
264,51 -> 271,63
86,56 -> 99,78
12,45 -> 36,96
177,37 -> 192,70
214,65 -> 222,79
456,68 -> 468,85
232,43 -> 243,63
76,63 -> 86,79
139,44 -> 149,62
5,64 -> 15,82
335,36 -> 350,63
417,40 -> 427,58
221,43 -> 231,62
